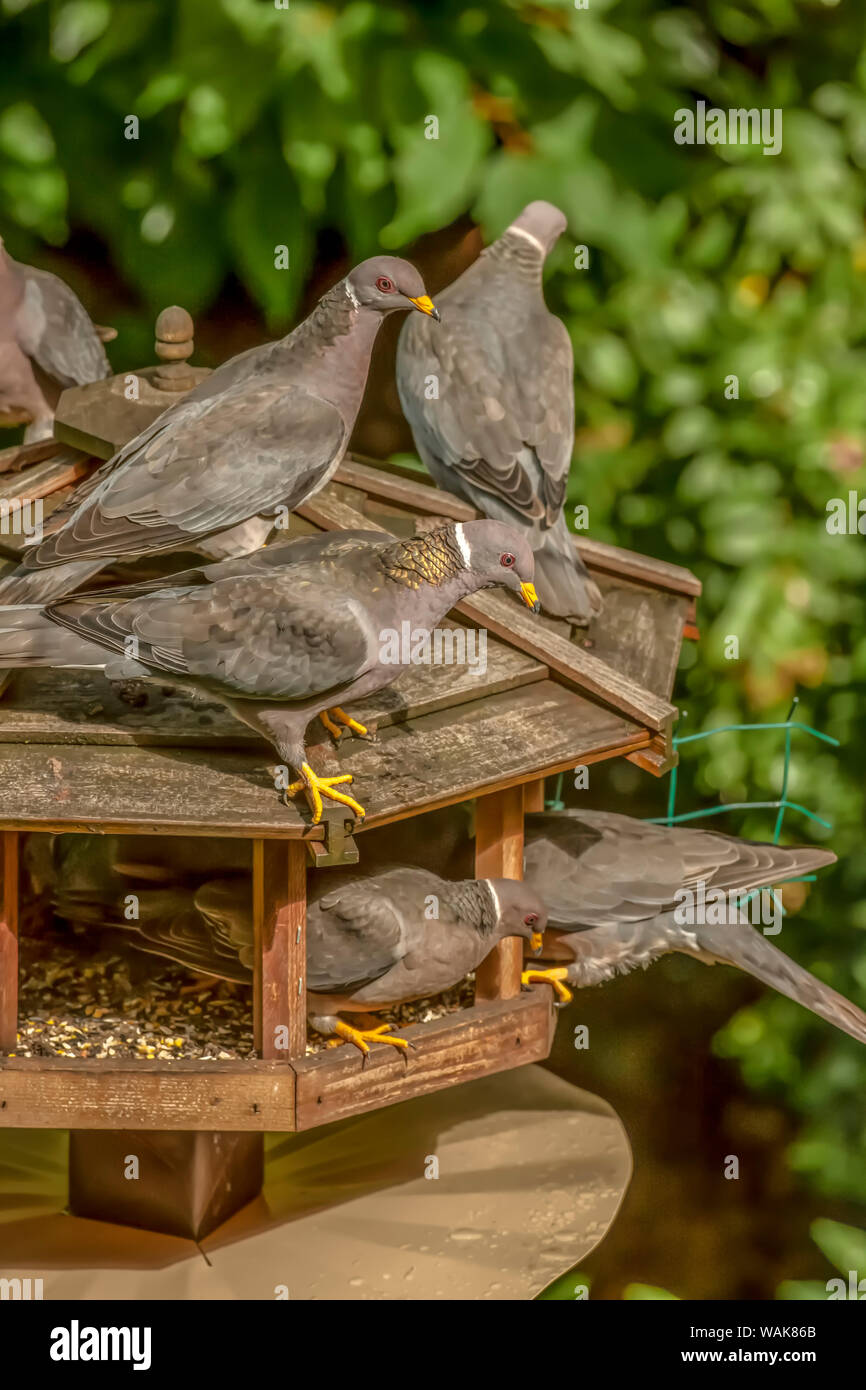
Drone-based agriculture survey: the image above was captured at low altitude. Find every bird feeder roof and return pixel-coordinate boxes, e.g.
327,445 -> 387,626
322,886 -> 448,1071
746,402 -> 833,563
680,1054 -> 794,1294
0,318 -> 699,841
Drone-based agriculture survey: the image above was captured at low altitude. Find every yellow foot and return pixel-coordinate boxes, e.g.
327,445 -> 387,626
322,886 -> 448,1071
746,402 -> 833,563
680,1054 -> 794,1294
319,710 -> 343,740
334,1021 -> 411,1058
331,706 -> 372,738
521,967 -> 573,1004
284,761 -> 366,824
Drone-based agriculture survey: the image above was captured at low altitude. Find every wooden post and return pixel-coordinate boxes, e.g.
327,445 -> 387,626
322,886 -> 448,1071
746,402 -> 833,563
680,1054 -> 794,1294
68,1130 -> 263,1241
253,839 -> 307,1060
524,778 -> 545,813
474,785 -> 524,1002
0,831 -> 19,1054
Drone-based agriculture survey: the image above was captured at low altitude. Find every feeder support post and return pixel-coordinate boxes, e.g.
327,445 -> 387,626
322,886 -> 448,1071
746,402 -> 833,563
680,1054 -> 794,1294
474,785 -> 525,1002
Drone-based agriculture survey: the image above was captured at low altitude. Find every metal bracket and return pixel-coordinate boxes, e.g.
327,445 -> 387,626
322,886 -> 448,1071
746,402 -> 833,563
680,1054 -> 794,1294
305,807 -> 360,868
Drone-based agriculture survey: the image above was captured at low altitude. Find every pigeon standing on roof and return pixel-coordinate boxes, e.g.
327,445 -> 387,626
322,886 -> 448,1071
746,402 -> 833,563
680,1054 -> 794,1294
0,256 -> 439,605
0,236 -> 112,442
0,521 -> 539,822
397,201 -> 602,626
519,809 -> 866,1046
306,865 -> 546,1055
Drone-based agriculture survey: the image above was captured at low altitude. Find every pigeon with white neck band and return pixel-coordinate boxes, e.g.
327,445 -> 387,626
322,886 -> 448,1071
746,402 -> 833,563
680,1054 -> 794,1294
0,520 -> 539,822
397,201 -> 601,625
0,256 -> 439,605
305,866 -> 547,1056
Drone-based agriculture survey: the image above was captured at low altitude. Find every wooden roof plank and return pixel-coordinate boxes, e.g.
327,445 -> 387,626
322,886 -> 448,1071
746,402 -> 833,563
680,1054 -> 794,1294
0,678 -> 646,836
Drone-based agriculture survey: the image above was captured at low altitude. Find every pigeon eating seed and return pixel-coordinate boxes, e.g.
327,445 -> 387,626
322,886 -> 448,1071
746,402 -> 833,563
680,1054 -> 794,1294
0,256 -> 438,605
0,236 -> 112,442
305,865 -> 547,1056
0,521 -> 539,823
397,201 -> 602,626
520,809 -> 866,1045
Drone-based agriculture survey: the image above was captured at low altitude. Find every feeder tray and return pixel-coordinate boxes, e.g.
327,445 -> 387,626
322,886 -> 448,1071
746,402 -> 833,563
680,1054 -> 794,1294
0,308 -> 700,1239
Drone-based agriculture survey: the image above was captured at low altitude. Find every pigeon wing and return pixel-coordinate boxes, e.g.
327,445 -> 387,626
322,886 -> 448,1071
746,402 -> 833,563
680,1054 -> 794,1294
27,381 -> 346,567
525,810 -> 835,931
398,297 -> 573,527
47,575 -> 375,701
307,881 -> 407,993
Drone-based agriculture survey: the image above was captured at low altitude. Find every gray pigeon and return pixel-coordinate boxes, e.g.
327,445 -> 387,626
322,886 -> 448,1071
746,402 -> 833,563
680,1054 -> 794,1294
520,809 -> 866,1046
29,849 -> 546,1056
0,255 -> 439,604
305,865 -> 546,1055
397,201 -> 601,625
0,236 -> 112,441
0,520 -> 539,822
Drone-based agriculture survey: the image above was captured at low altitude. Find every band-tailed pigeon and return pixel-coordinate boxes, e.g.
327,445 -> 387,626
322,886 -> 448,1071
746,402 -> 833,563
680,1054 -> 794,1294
304,865 -> 546,1055
29,844 -> 546,1057
0,256 -> 439,604
396,201 -> 602,626
519,809 -> 866,1046
0,521 -> 539,822
0,237 -> 112,441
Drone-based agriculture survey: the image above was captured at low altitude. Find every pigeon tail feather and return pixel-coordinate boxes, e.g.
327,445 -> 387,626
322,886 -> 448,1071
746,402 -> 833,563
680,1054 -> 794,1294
0,558 -> 104,605
0,604 -> 107,666
694,919 -> 866,1047
534,513 -> 602,625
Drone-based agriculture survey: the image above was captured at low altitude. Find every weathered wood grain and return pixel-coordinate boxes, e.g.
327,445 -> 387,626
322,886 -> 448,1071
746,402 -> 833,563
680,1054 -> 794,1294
0,1057 -> 297,1131
253,839 -> 306,1059
0,439 -> 62,476
0,451 -> 94,504
292,989 -> 554,1130
474,786 -> 525,1002
0,679 -> 648,835
0,627 -> 546,746
0,832 -> 18,1053
335,455 -> 476,521
459,589 -> 677,732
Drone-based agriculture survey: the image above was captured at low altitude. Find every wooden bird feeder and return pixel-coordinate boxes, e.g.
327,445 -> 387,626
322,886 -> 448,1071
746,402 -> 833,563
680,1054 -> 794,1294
0,309 -> 700,1239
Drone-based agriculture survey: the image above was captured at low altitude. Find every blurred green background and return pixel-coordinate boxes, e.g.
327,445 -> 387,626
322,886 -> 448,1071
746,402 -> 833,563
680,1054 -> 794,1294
2,0 -> 866,1297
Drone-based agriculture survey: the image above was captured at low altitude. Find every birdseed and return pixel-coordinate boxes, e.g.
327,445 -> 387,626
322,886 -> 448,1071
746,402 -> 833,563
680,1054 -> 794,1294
14,931 -> 476,1060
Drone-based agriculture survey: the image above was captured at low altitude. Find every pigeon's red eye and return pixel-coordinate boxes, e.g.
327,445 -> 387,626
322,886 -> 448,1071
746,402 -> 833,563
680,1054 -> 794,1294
376,276 -> 395,293
524,913 -> 538,927
500,553 -> 516,568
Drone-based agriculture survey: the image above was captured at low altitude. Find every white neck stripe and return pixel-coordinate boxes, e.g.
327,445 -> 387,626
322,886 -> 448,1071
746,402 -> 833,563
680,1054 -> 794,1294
506,225 -> 545,254
454,522 -> 472,567
485,880 -> 502,924
344,280 -> 361,310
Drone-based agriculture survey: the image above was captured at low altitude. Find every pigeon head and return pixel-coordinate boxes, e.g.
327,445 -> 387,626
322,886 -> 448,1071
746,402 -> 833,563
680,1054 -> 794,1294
506,201 -> 567,256
489,878 -> 548,952
346,256 -> 440,321
456,519 -> 540,611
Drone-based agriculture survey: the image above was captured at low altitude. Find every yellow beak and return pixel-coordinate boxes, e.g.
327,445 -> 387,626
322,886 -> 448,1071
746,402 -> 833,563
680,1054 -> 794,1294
520,582 -> 541,613
530,931 -> 544,955
409,294 -> 440,321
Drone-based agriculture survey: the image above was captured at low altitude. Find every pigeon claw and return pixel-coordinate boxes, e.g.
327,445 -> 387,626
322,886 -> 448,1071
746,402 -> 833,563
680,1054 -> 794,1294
286,763 -> 366,824
521,967 -> 573,1005
329,707 -> 375,741
334,1021 -> 411,1059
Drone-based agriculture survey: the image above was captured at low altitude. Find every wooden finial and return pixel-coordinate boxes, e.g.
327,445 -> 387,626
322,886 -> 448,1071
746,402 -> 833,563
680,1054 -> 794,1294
153,306 -> 196,391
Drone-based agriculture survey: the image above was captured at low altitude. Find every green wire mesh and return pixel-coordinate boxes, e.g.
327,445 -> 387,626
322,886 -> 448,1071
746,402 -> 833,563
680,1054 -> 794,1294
544,696 -> 840,914
647,696 -> 839,840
